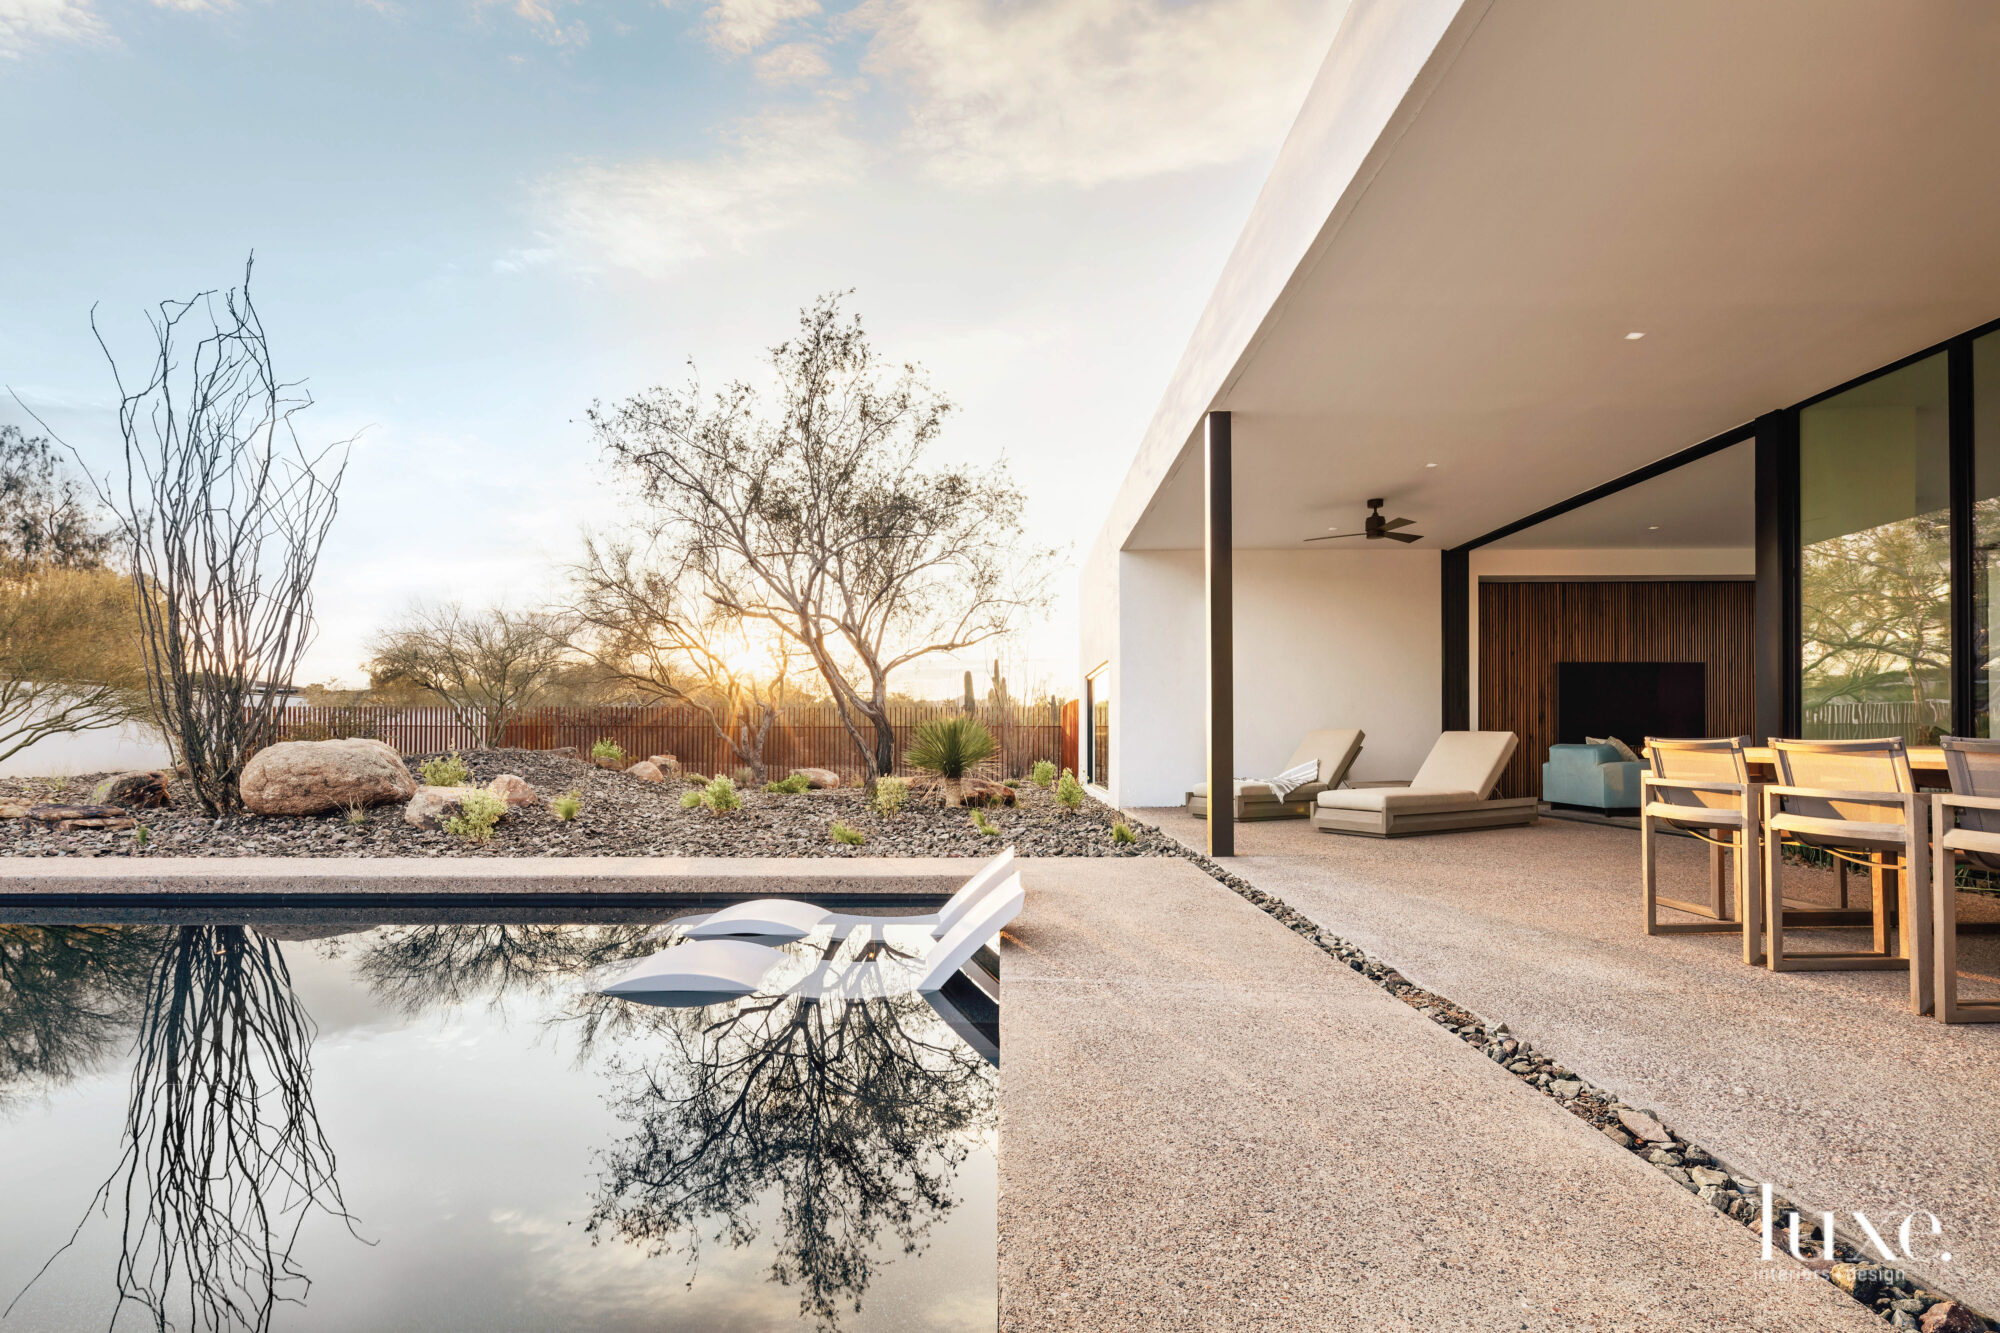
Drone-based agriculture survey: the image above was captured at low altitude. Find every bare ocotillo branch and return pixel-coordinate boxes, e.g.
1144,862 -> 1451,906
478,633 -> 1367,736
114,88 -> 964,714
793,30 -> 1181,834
80,256 -> 349,814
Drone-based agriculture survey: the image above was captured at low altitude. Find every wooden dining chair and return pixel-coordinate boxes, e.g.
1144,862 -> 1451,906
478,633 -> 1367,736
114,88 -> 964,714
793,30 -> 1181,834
1762,737 -> 1932,1015
1929,737 -> 2000,1023
1640,737 -> 1761,964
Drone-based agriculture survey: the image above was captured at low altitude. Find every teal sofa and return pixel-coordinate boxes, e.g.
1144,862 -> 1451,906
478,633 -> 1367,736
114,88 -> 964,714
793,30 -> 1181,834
1541,743 -> 1643,812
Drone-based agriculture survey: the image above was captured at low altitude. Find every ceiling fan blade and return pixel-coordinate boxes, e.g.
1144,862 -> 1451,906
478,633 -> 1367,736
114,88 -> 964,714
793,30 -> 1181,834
1384,531 -> 1423,543
1381,516 -> 1415,530
1304,532 -> 1367,541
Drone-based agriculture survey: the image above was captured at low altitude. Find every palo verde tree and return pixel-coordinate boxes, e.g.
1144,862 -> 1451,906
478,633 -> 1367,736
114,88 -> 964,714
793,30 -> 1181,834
588,293 -> 1056,783
567,531 -> 797,783
367,602 -> 572,749
0,428 -> 150,763
66,258 -> 349,814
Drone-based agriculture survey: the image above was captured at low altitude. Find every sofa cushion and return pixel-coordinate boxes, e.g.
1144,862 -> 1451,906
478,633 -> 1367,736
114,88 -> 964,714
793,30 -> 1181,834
1315,787 -> 1483,814
1408,731 -> 1518,798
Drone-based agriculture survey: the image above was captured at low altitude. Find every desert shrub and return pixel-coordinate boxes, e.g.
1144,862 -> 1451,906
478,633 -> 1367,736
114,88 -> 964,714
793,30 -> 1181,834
906,716 -> 998,781
420,753 -> 471,787
444,789 -> 507,843
1030,759 -> 1056,789
831,820 -> 865,846
1055,769 -> 1084,811
1004,778 -> 1020,788
765,773 -> 811,795
552,791 -> 580,821
680,788 -> 704,810
703,775 -> 742,814
1112,821 -> 1136,844
591,738 -> 626,766
970,809 -> 1000,838
345,804 -> 368,826
132,823 -> 150,849
873,776 -> 909,817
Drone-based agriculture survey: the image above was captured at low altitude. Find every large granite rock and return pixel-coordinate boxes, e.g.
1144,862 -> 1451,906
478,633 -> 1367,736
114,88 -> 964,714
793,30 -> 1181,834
795,767 -> 840,790
240,739 -> 416,816
961,777 -> 1016,808
645,754 -> 680,776
405,785 -> 489,830
487,774 -> 539,807
91,770 -> 171,809
625,761 -> 666,783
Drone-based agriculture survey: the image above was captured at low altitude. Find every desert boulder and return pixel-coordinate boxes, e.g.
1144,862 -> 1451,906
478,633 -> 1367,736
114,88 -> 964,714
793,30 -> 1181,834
241,739 -> 417,816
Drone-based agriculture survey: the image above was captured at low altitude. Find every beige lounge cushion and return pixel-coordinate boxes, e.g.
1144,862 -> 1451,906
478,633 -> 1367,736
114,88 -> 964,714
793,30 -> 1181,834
1408,731 -> 1518,799
1315,787 -> 1482,814
1283,729 -> 1365,786
1192,779 -> 1328,802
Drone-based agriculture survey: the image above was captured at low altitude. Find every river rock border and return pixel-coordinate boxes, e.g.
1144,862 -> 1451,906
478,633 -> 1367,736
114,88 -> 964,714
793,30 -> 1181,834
1135,815 -> 1997,1333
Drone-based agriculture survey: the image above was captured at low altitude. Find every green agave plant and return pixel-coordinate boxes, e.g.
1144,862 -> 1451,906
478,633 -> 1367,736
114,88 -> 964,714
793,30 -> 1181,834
904,716 -> 999,806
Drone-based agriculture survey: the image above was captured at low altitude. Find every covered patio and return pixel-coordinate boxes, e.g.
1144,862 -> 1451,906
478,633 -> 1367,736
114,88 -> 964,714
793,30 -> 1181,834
1139,805 -> 2000,1315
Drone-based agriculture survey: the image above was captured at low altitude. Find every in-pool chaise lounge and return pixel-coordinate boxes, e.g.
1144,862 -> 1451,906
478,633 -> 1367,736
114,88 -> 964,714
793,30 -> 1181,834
602,871 -> 1026,1006
668,847 -> 1016,942
1186,729 -> 1365,821
1311,731 -> 1537,837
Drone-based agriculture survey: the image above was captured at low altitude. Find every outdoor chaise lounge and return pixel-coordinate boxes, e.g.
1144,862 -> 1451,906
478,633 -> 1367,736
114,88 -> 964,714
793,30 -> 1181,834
1186,729 -> 1365,821
1311,730 -> 1536,838
667,847 -> 1016,943
602,871 -> 1026,1006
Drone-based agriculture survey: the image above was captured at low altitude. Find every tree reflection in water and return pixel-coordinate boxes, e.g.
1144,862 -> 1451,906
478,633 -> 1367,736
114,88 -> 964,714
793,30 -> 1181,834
0,925 -> 162,1112
18,926 -> 361,1333
354,921 -> 664,1019
586,989 -> 997,1331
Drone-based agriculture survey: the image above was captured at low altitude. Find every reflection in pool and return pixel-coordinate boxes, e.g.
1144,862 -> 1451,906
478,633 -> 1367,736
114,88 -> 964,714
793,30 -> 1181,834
0,917 -> 998,1332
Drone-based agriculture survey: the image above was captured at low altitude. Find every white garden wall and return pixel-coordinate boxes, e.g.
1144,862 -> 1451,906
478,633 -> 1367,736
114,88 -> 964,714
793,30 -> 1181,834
0,719 -> 172,779
1089,547 -> 1441,808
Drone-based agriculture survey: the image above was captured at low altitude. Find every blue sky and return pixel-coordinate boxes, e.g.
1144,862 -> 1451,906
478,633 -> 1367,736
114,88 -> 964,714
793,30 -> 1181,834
2,0 -> 1347,692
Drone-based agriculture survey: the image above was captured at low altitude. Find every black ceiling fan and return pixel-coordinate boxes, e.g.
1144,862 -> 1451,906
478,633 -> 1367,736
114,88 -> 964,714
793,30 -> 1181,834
1306,498 -> 1423,544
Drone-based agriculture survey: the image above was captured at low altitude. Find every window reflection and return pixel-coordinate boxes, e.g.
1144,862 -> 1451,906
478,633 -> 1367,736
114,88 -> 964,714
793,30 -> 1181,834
1799,353 -> 1952,742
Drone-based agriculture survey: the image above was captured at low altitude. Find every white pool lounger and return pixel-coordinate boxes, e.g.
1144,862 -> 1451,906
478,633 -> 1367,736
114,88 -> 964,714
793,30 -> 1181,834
671,847 -> 1016,943
602,872 -> 1025,1005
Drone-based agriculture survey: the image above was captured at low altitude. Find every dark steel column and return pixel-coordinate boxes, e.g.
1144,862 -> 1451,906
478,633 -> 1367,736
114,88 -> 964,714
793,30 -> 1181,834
1754,410 -> 1800,742
1205,411 -> 1234,858
1441,547 -> 1470,730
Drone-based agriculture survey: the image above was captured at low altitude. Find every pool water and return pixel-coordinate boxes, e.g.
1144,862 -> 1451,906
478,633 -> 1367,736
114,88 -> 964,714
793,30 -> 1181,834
0,915 -> 998,1332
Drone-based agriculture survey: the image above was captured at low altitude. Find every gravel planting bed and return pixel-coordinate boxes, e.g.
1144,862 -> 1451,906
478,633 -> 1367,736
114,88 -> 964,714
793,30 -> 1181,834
0,749 -> 1175,859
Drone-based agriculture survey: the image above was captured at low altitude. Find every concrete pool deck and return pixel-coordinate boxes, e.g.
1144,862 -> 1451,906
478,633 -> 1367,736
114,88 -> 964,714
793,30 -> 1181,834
0,854 -> 965,908
0,850 -> 1910,1326
1139,809 -> 2000,1319
1000,857 -> 1880,1330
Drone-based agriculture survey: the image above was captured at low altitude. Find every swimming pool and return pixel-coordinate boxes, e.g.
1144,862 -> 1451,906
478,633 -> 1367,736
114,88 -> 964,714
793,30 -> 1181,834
0,912 -> 997,1331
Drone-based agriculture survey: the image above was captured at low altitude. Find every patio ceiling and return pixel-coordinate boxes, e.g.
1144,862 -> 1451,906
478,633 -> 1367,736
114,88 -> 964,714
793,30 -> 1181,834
1122,0 -> 2000,552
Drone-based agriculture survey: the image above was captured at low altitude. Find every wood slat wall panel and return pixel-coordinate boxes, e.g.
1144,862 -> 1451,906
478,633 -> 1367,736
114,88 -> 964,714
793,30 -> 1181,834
1478,580 -> 1755,799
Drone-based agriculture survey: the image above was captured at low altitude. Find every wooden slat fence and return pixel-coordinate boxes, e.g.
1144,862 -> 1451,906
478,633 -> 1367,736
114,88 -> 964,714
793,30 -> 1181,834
267,700 -> 1073,782
1802,700 -> 1953,742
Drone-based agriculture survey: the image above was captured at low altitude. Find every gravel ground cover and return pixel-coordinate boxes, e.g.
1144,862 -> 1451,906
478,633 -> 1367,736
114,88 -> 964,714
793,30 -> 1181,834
0,749 -> 1175,859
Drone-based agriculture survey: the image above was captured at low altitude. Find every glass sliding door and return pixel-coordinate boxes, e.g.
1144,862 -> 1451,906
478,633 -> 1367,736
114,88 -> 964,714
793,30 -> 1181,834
1799,352 -> 1952,742
1974,332 -> 2000,734
1085,665 -> 1110,787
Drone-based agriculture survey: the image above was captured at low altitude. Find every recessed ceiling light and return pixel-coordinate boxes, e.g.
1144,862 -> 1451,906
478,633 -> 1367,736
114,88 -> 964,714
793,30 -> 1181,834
1424,462 -> 1438,468
1327,526 -> 1338,531
1648,525 -> 1660,530
1625,331 -> 1646,340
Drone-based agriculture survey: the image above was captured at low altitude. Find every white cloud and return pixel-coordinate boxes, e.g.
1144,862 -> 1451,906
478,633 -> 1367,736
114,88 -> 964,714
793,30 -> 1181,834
701,0 -> 816,54
857,0 -> 1348,188
751,37 -> 826,83
523,105 -> 864,278
0,0 -> 105,57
